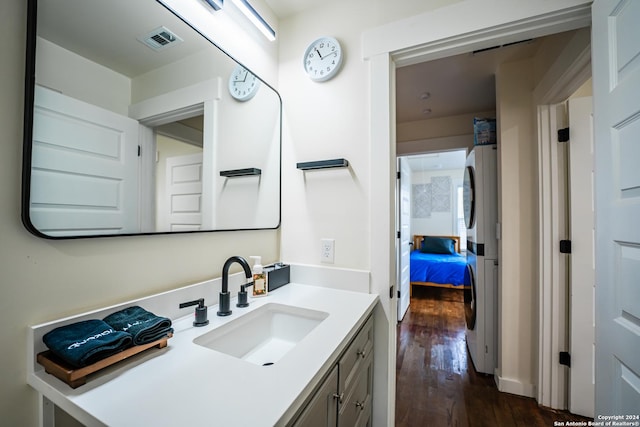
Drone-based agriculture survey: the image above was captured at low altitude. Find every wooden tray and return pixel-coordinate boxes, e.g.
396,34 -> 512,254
37,333 -> 172,389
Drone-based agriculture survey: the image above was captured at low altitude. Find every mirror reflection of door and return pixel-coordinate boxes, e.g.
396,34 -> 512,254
163,152 -> 203,232
155,115 -> 204,232
30,86 -> 140,237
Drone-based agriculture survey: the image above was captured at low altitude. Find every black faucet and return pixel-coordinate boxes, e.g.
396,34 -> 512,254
218,256 -> 252,316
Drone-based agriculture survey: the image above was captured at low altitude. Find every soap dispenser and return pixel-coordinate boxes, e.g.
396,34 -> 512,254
250,256 -> 268,297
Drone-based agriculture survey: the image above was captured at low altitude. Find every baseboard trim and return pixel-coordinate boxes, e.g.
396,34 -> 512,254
494,370 -> 537,398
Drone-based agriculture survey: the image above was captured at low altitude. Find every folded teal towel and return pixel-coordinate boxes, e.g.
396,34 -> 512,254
103,306 -> 173,345
42,320 -> 133,368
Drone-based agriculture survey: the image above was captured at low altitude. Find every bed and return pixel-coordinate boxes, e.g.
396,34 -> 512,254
410,235 -> 469,295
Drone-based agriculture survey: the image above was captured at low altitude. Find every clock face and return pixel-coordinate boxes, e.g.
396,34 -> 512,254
303,36 -> 343,82
228,64 -> 260,101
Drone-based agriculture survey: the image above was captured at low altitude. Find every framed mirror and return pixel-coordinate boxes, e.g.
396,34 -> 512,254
22,0 -> 281,239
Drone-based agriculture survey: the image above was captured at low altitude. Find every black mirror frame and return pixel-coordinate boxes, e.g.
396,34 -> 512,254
21,0 -> 282,239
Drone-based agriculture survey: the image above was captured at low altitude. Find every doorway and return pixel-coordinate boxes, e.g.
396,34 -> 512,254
396,150 -> 468,322
365,3 -> 594,423
393,28 -> 594,421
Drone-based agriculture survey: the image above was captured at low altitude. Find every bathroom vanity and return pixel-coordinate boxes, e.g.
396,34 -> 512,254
28,279 -> 377,426
291,314 -> 374,427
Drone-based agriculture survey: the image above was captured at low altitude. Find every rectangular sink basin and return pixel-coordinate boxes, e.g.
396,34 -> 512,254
193,303 -> 329,366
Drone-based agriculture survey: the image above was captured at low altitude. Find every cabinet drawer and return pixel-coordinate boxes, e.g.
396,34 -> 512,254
338,353 -> 373,427
338,315 -> 373,395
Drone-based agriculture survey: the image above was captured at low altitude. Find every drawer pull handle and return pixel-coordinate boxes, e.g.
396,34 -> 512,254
356,349 -> 366,358
355,401 -> 365,411
333,392 -> 344,403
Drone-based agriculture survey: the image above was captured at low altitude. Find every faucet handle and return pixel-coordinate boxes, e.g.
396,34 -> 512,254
179,298 -> 209,327
236,281 -> 254,308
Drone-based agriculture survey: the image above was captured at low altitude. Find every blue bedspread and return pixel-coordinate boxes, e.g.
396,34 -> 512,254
410,250 -> 467,286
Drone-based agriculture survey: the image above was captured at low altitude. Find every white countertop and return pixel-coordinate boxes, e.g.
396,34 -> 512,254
28,283 -> 378,426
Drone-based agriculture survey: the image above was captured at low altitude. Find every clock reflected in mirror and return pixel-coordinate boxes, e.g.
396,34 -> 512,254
229,64 -> 261,101
303,36 -> 343,82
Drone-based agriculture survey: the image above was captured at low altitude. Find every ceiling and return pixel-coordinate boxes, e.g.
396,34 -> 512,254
37,0 -> 212,78
264,0 -> 340,19
395,39 -> 544,123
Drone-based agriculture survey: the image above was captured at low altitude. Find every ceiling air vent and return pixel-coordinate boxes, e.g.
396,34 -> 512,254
138,26 -> 183,52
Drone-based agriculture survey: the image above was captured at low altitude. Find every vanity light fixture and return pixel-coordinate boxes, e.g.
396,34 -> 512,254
231,0 -> 276,41
204,0 -> 224,11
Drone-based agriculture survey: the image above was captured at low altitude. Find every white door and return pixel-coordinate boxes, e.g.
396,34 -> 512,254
30,86 -> 139,236
164,153 -> 203,231
592,0 -> 640,417
568,96 -> 595,417
397,157 -> 412,321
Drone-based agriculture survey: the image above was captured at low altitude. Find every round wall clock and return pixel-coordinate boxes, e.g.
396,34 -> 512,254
228,64 -> 260,101
303,36 -> 343,82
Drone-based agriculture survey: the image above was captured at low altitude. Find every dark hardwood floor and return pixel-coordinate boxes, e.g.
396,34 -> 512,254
396,286 -> 591,427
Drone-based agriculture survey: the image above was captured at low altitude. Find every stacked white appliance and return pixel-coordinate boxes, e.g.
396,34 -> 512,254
462,145 -> 498,375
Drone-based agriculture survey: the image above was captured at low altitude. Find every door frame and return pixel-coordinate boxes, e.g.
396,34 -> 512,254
394,148 -> 468,321
364,1 -> 592,424
130,78 -> 221,231
535,39 -> 591,410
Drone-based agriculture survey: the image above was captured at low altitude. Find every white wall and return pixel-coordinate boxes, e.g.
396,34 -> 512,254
0,1 -> 279,425
131,48 -> 233,103
495,57 -> 537,396
410,168 -> 464,237
397,109 -> 496,142
396,110 -> 493,156
35,37 -> 132,115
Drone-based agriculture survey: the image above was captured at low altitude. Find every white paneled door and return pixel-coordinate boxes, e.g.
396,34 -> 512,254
30,86 -> 140,236
592,0 -> 640,417
397,157 -> 412,321
164,153 -> 203,232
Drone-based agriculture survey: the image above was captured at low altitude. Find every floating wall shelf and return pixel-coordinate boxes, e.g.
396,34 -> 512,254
296,158 -> 349,170
220,168 -> 262,177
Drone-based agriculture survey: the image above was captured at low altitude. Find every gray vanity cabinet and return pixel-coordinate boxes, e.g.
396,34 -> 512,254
291,315 -> 374,427
338,353 -> 373,427
337,315 -> 374,427
292,365 -> 339,427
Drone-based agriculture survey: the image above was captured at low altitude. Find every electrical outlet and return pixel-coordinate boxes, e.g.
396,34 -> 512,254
321,238 -> 335,264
